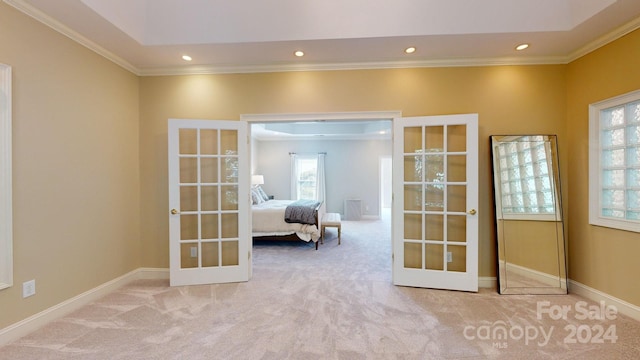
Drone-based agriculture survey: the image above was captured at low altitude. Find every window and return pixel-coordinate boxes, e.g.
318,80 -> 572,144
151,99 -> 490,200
294,156 -> 317,200
0,64 -> 12,290
589,89 -> 640,232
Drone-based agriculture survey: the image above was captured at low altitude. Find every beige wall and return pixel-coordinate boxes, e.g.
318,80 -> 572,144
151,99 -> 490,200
0,4 -> 141,328
139,65 -> 568,278
566,29 -> 640,306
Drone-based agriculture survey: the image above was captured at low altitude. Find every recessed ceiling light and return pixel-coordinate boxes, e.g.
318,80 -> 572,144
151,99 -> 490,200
515,44 -> 529,51
182,55 -> 192,61
405,47 -> 416,54
294,50 -> 304,57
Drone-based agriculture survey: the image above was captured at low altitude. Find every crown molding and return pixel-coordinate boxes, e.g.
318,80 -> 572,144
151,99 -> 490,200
5,0 -> 640,76
3,0 -> 141,75
567,15 -> 640,63
138,56 -> 570,76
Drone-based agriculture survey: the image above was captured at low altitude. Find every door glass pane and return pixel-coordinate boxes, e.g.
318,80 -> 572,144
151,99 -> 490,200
425,214 -> 444,241
201,186 -> 218,211
221,213 -> 238,238
222,241 -> 239,266
425,244 -> 444,270
448,245 -> 467,272
447,215 -> 467,242
202,241 -> 219,267
404,155 -> 422,182
180,158 -> 197,183
425,155 -> 444,183
180,186 -> 198,212
180,243 -> 198,269
179,129 -> 197,155
221,185 -> 238,210
404,242 -> 422,269
404,127 -> 422,153
222,157 -> 239,183
200,129 -> 218,155
404,214 -> 422,240
425,184 -> 444,211
180,214 -> 198,240
447,185 -> 467,212
425,126 -> 444,152
447,125 -> 466,152
404,185 -> 422,211
201,214 -> 218,239
220,130 -> 238,155
201,158 -> 218,183
447,155 -> 466,182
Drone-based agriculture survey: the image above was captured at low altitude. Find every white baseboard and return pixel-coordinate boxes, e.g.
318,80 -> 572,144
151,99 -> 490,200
569,279 -> 640,322
0,267 -> 169,347
479,276 -> 497,289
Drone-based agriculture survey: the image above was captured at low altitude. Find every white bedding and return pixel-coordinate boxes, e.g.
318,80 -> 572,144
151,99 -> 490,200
252,200 -> 320,242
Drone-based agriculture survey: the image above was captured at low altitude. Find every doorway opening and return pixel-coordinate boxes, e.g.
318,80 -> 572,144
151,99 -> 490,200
243,111 -> 399,254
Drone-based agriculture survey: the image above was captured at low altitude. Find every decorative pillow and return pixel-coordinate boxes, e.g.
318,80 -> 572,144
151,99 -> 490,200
256,186 -> 269,201
251,189 -> 264,205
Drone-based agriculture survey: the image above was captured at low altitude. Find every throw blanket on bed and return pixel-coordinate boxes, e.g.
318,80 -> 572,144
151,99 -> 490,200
284,199 -> 321,225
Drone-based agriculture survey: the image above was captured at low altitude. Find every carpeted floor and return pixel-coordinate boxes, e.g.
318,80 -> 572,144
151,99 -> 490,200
1,212 -> 639,359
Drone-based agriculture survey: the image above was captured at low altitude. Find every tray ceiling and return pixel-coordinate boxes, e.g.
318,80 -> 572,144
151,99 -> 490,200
6,0 -> 640,75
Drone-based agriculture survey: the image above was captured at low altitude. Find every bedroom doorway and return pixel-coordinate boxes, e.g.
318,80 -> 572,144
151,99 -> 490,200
168,111 -> 479,292
244,111 -> 399,227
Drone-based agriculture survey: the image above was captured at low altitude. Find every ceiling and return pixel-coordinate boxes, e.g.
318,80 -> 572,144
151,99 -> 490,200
6,0 -> 640,76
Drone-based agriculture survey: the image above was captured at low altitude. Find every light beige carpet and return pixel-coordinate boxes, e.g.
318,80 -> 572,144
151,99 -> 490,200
1,213 -> 639,359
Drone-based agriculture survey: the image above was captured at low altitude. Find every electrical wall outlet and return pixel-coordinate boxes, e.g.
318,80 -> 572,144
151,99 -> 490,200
447,252 -> 452,263
190,246 -> 198,258
23,279 -> 36,298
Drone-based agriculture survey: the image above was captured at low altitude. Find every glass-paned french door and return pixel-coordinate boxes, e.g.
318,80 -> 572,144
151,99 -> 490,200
168,119 -> 249,286
392,114 -> 479,292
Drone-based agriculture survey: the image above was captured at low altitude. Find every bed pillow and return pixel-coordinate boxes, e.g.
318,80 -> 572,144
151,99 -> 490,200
256,186 -> 269,201
251,189 -> 264,205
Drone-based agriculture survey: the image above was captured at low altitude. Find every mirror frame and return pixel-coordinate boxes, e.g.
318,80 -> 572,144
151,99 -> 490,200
490,135 -> 568,295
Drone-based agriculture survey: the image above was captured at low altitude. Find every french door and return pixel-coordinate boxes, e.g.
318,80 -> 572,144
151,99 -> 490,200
392,114 -> 479,292
168,119 -> 250,286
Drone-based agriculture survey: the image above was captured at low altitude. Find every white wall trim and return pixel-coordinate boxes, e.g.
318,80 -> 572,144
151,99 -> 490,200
479,276 -> 497,289
569,280 -> 640,322
0,268 -> 169,347
241,111 -> 402,123
0,64 -> 12,292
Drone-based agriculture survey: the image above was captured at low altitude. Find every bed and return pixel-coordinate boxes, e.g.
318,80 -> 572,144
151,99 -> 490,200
251,187 -> 325,248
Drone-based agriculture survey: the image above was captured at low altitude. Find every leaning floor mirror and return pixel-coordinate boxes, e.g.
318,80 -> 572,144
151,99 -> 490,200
490,135 -> 568,295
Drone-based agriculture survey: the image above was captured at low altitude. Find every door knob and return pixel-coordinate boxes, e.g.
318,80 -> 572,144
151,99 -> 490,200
468,209 -> 477,215
171,209 -> 179,215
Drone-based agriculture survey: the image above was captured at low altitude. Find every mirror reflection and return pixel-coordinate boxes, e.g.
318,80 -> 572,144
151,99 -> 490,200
491,135 -> 568,294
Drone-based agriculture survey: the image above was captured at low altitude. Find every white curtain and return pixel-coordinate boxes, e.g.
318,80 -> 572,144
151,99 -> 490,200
316,153 -> 326,203
290,153 -> 297,199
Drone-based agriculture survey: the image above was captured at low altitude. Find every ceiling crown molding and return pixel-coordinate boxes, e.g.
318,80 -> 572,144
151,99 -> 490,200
3,0 -> 140,75
567,15 -> 640,62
